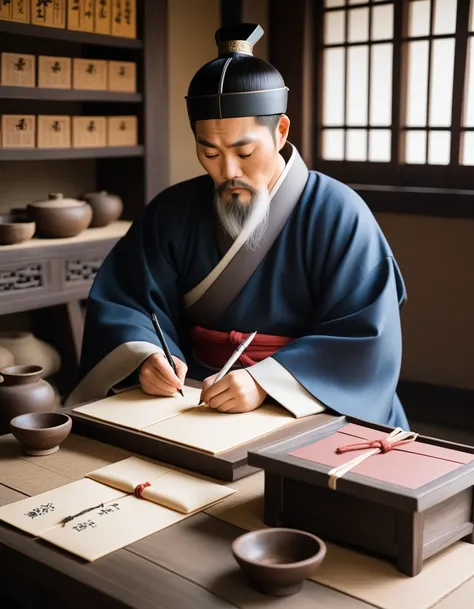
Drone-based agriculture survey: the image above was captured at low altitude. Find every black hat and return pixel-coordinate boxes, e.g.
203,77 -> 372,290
186,23 -> 289,122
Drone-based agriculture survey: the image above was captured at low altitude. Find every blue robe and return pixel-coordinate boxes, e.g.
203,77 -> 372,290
77,167 -> 409,429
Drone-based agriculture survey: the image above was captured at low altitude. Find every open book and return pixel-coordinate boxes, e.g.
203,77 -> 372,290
0,456 -> 236,561
72,385 -> 306,454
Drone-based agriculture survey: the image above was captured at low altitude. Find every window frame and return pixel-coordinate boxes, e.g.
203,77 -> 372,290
313,0 -> 474,190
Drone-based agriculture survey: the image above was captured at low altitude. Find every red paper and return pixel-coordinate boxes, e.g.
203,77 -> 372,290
289,423 -> 474,489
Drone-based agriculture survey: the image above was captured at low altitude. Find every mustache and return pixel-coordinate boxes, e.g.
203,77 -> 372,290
215,179 -> 258,195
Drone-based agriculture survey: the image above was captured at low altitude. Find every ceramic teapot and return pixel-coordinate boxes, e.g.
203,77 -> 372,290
0,365 -> 56,435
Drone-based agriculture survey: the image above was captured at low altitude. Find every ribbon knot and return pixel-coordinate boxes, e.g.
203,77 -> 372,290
229,330 -> 243,345
327,427 -> 418,490
134,481 -> 151,498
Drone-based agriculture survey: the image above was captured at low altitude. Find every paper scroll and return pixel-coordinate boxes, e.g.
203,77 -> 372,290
0,456 -> 236,561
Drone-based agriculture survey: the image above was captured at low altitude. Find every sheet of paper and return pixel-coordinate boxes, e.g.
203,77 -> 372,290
0,478 -> 126,536
87,456 -> 170,493
72,385 -> 201,430
143,403 -> 299,454
140,470 -> 236,514
39,494 -> 187,561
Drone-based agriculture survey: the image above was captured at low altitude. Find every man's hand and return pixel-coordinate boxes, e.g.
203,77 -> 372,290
199,369 -> 267,413
139,353 -> 187,396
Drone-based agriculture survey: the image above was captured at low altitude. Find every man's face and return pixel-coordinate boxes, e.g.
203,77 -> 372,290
195,116 -> 287,206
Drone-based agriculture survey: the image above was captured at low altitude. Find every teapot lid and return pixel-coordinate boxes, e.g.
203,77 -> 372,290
29,193 -> 87,209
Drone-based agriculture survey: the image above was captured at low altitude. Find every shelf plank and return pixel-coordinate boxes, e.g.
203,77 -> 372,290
0,85 -> 142,103
0,21 -> 143,49
0,146 -> 144,161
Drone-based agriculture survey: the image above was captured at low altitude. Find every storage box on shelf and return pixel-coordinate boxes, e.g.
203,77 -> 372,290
0,51 -> 137,92
30,0 -> 67,29
0,0 -> 136,39
38,55 -> 72,89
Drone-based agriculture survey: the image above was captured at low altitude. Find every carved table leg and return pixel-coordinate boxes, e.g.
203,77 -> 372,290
396,511 -> 424,576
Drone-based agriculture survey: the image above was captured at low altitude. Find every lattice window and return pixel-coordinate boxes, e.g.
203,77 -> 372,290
316,0 -> 474,188
321,0 -> 394,163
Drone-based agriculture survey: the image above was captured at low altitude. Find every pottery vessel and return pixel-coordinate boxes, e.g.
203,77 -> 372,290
0,214 -> 36,245
0,331 -> 61,378
232,528 -> 327,597
0,345 -> 14,369
10,411 -> 72,456
82,190 -> 123,227
27,193 -> 92,238
0,365 -> 57,435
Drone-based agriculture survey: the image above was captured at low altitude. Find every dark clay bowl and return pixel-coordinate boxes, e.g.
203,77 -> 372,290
0,214 -> 36,245
10,412 -> 72,456
27,195 -> 92,238
232,528 -> 327,597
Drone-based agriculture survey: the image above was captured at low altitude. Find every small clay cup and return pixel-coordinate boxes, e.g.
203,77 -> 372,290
0,214 -> 36,245
10,411 -> 72,456
232,528 -> 327,597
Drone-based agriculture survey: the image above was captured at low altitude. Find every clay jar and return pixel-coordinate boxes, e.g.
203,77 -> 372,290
0,365 -> 57,435
0,345 -> 14,369
82,190 -> 123,227
27,193 -> 92,238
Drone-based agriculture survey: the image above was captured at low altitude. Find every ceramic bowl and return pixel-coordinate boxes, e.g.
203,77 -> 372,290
0,214 -> 36,245
27,193 -> 92,238
10,412 -> 72,456
232,528 -> 327,597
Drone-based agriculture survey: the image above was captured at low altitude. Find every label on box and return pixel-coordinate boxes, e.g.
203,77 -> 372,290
1,115 -> 36,148
37,115 -> 71,148
38,56 -> 72,89
1,53 -> 36,88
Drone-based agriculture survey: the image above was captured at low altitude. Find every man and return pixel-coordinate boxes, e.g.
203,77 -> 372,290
67,23 -> 409,430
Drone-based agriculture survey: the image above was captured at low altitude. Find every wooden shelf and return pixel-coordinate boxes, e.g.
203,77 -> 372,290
0,85 -> 142,103
0,146 -> 144,161
0,21 -> 143,49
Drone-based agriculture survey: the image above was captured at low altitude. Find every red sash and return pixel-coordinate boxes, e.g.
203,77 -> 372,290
191,325 -> 294,368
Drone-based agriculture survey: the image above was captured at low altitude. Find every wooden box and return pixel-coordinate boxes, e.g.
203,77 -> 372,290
1,115 -> 36,148
111,0 -> 136,39
94,0 -> 111,34
0,0 -> 12,20
31,0 -> 66,28
72,58 -> 107,90
72,116 -> 106,148
0,53 -> 35,87
67,0 -> 94,32
12,0 -> 30,22
107,60 -> 136,92
37,115 -> 71,148
107,115 -> 137,146
248,416 -> 474,577
38,55 -> 71,89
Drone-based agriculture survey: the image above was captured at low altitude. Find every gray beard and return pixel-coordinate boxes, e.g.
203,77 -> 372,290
214,183 -> 270,251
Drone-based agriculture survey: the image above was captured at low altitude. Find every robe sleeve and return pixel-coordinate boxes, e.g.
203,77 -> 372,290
65,199 -> 186,407
247,180 -> 408,429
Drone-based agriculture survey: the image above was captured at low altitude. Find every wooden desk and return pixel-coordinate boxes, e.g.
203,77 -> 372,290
0,433 -> 472,609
